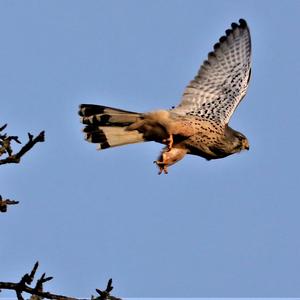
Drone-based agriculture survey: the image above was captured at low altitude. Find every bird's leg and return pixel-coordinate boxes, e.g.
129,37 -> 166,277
153,153 -> 168,175
162,134 -> 173,151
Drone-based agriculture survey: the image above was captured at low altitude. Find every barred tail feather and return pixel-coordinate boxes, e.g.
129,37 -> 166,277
79,104 -> 145,150
79,104 -> 140,126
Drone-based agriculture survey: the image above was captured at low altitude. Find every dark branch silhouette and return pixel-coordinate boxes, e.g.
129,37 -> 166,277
0,195 -> 19,212
0,262 -> 122,300
0,124 -> 121,299
0,124 -> 45,212
94,278 -> 122,300
0,124 -> 45,165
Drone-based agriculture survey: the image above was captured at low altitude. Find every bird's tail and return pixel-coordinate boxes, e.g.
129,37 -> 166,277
79,104 -> 145,150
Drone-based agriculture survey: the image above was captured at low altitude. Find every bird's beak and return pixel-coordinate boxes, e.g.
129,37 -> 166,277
243,139 -> 250,151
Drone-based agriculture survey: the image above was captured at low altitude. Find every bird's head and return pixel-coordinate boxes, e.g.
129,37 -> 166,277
225,126 -> 250,153
233,131 -> 250,152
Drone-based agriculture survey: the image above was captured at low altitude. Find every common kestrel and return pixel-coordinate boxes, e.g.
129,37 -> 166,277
79,19 -> 251,174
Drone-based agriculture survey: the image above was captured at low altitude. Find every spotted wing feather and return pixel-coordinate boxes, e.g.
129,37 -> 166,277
173,19 -> 251,125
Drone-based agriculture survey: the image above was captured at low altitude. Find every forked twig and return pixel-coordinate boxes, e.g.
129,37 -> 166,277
0,124 -> 45,165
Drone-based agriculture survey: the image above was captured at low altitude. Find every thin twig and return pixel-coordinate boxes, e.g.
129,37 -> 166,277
94,278 -> 122,300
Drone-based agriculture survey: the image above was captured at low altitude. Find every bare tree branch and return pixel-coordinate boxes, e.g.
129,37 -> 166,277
0,262 -> 122,300
0,124 -> 45,212
0,195 -> 19,212
0,124 -> 45,165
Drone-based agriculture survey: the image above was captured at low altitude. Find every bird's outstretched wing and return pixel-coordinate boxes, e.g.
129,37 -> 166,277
173,19 -> 251,125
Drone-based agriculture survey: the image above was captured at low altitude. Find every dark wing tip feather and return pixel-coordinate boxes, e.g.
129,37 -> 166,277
239,18 -> 248,28
203,60 -> 211,67
208,51 -> 216,58
213,42 -> 220,50
209,18 -> 250,60
225,29 -> 232,36
231,22 -> 238,29
220,35 -> 228,43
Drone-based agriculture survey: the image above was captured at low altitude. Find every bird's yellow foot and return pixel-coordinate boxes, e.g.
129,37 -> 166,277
162,134 -> 173,151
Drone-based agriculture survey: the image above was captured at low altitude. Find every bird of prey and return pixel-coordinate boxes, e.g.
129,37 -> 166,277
79,19 -> 251,174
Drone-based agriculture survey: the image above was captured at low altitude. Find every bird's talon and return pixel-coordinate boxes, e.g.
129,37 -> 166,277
154,160 -> 168,175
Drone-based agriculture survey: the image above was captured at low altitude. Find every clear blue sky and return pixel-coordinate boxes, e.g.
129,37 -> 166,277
1,0 -> 300,298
